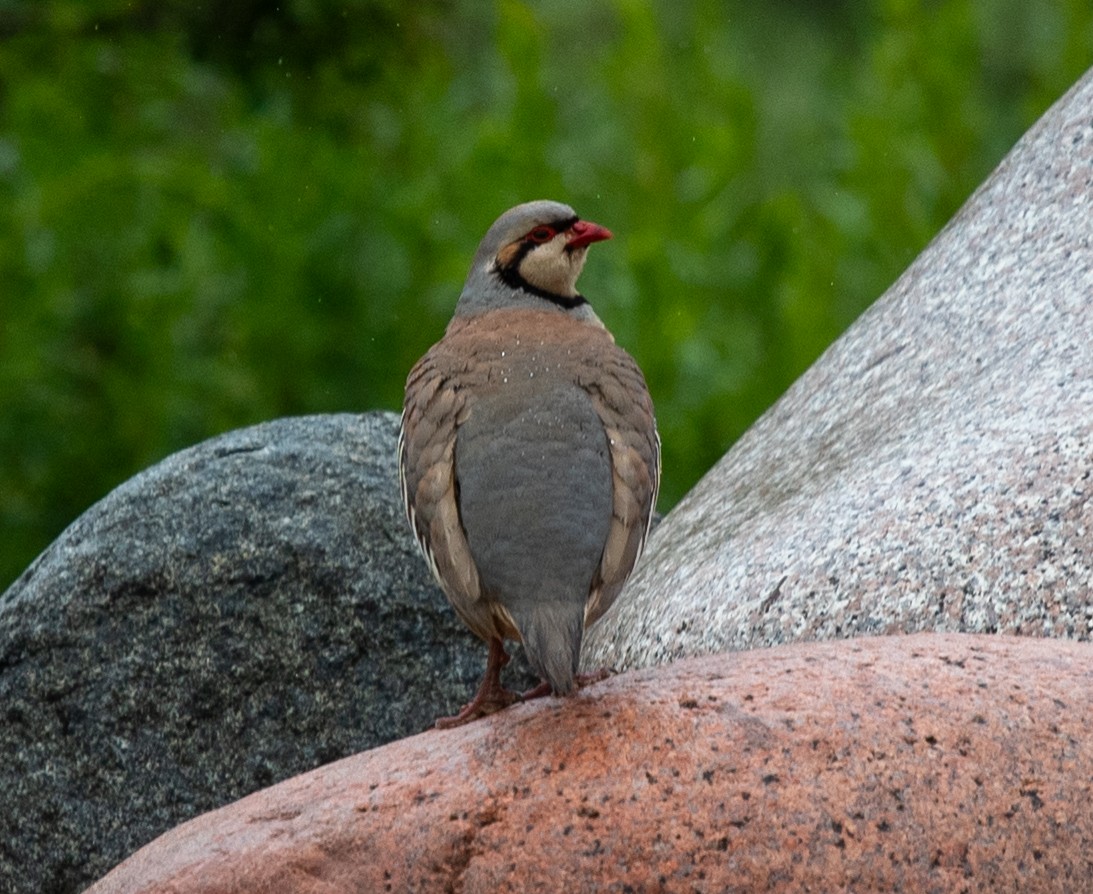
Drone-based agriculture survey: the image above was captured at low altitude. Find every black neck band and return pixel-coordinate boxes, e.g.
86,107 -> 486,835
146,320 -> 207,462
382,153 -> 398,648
496,259 -> 588,309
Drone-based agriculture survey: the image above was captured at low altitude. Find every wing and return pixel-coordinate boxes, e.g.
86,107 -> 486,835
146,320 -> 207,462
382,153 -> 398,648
584,347 -> 661,626
399,350 -> 483,624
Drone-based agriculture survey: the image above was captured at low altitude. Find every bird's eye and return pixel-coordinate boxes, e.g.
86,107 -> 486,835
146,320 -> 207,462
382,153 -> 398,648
527,226 -> 555,244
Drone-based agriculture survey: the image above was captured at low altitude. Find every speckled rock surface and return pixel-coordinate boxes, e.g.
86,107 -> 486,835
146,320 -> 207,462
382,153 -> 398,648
585,68 -> 1093,673
87,634 -> 1093,893
0,412 -> 536,894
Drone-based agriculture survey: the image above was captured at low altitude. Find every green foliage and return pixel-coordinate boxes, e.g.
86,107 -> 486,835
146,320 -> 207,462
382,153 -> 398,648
1,0 -> 1090,589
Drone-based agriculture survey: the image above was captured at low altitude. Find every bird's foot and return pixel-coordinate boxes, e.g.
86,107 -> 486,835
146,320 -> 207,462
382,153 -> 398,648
518,681 -> 553,702
435,637 -> 520,729
575,667 -> 613,687
435,685 -> 521,729
519,667 -> 614,702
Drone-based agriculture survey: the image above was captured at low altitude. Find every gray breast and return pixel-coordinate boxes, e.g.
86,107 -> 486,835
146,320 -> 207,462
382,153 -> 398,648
455,378 -> 612,616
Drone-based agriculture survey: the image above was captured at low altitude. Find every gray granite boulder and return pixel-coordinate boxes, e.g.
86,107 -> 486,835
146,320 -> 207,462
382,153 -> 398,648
586,68 -> 1093,672
0,412 -> 536,894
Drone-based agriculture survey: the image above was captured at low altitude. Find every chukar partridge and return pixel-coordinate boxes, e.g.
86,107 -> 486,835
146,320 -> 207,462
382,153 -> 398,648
399,200 -> 659,728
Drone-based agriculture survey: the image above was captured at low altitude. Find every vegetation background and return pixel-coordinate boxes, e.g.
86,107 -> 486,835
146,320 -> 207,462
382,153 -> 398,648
1,0 -> 1090,591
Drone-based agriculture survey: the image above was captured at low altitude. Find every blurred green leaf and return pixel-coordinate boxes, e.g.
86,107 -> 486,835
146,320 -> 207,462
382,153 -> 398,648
0,0 -> 1090,589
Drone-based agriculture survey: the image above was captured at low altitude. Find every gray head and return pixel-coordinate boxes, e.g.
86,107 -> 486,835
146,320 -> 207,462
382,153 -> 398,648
455,200 -> 612,318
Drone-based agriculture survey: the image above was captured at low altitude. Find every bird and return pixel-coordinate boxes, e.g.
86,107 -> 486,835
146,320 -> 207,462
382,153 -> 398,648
399,200 -> 660,728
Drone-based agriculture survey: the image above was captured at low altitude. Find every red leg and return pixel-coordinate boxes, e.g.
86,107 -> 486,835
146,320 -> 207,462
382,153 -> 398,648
435,638 -> 521,729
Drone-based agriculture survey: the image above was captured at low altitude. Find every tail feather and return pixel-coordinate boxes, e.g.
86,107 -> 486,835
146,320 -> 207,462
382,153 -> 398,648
517,601 -> 584,696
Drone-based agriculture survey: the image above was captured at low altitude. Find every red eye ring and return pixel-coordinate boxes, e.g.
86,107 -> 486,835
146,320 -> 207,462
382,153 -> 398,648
527,226 -> 556,244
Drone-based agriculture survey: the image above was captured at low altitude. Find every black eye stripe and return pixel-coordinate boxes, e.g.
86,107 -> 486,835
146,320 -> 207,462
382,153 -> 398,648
499,215 -> 581,270
527,216 -> 578,244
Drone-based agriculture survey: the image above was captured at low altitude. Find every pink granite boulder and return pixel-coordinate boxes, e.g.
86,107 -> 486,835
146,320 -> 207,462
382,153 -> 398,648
89,634 -> 1093,893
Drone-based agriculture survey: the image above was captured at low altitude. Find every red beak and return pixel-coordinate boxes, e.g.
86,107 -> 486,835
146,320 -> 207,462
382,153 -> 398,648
566,219 -> 613,250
